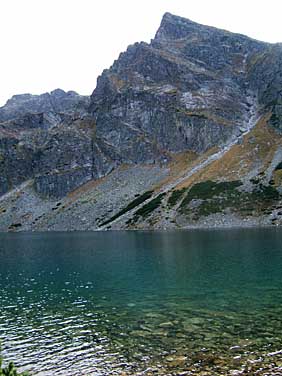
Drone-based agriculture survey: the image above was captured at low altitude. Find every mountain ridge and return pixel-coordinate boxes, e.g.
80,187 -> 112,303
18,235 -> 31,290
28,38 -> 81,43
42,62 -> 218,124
1,13 -> 282,231
155,12 -> 271,44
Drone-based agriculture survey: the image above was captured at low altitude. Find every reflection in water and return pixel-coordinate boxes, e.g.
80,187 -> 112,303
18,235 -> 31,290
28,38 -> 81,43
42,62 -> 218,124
0,229 -> 282,375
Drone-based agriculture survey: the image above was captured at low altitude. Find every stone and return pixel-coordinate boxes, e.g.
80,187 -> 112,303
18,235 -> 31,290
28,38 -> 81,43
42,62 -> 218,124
1,13 -> 282,230
159,321 -> 174,328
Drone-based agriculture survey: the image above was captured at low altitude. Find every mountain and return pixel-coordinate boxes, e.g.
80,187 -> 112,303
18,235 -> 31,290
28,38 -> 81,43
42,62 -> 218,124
1,13 -> 282,231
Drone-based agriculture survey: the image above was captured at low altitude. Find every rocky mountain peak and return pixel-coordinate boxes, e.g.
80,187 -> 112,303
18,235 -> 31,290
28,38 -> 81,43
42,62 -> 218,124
154,12 -> 204,41
0,89 -> 89,123
1,13 -> 282,231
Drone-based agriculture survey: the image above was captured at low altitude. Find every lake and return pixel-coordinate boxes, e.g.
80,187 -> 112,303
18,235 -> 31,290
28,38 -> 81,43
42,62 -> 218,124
0,229 -> 282,375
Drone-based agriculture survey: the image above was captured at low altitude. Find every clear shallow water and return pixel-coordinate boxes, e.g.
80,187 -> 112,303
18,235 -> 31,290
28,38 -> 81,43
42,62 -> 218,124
0,229 -> 282,375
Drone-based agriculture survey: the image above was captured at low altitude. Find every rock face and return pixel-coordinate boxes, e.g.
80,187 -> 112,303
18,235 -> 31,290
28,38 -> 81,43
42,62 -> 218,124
0,89 -> 89,122
247,43 -> 282,130
90,13 -> 266,157
0,89 -> 118,197
1,13 -> 282,230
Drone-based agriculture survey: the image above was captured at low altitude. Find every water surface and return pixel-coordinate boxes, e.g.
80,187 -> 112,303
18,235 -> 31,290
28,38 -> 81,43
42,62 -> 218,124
0,229 -> 282,375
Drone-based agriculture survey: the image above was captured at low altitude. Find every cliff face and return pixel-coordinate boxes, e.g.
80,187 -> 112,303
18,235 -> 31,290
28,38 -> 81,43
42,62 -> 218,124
0,89 -> 119,198
90,13 -> 266,158
1,13 -> 282,231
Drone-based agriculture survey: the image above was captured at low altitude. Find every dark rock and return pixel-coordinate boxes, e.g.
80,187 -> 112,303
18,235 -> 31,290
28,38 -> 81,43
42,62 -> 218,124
1,12 -> 282,205
89,13 -> 269,162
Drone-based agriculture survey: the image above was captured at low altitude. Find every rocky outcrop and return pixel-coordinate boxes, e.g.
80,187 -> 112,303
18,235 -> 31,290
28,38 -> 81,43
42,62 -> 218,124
90,13 -> 268,159
247,44 -> 282,130
0,90 -> 119,198
0,89 -> 89,122
1,13 -> 282,230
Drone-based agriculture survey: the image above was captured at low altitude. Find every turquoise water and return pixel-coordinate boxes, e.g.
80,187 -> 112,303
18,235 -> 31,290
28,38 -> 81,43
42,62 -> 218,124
0,229 -> 282,375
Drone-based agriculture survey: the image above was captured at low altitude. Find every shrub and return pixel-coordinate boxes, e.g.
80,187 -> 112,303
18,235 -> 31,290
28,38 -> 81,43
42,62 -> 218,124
167,188 -> 187,207
0,348 -> 28,376
179,179 -> 280,219
100,190 -> 154,226
134,193 -> 166,219
180,180 -> 242,208
275,162 -> 282,171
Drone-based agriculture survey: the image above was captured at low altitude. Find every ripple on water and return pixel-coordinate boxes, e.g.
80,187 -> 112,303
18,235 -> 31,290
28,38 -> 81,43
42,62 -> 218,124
1,229 -> 282,374
3,297 -> 281,375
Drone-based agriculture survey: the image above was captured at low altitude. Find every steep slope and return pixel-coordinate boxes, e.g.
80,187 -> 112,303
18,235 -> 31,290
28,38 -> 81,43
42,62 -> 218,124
0,89 -> 119,197
1,13 -> 282,231
107,116 -> 282,230
90,13 -> 267,159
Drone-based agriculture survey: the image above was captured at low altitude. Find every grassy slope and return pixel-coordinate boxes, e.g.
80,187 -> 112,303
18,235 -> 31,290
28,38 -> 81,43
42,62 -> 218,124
126,115 -> 282,228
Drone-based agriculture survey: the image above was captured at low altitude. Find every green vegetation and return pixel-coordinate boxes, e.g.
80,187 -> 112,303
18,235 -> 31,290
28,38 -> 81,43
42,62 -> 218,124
127,192 -> 166,225
0,362 -> 28,376
250,177 -> 260,184
275,162 -> 282,171
269,111 -> 282,130
167,188 -> 187,207
253,184 -> 280,201
267,98 -> 282,130
134,193 -> 166,219
179,180 -> 280,219
99,190 -> 154,227
180,180 -> 242,208
0,347 -> 28,376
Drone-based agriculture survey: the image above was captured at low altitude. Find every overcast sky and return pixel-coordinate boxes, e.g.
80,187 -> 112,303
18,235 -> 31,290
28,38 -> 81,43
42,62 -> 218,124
0,0 -> 281,106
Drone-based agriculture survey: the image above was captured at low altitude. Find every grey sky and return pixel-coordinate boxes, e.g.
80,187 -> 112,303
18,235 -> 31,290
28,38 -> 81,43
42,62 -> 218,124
0,0 -> 281,106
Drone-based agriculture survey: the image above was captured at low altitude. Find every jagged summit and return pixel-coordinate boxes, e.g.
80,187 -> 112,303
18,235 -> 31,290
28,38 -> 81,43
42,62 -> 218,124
155,12 -> 268,45
154,12 -> 207,40
5,89 -> 78,105
0,89 -> 89,123
2,89 -> 86,117
1,14 -> 282,231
